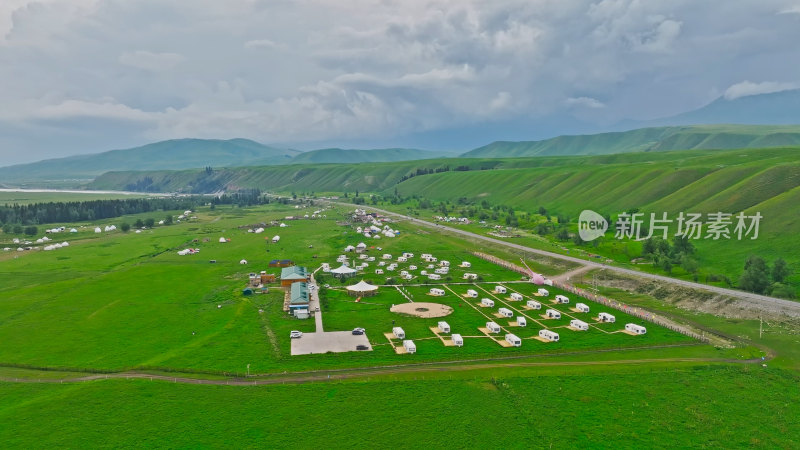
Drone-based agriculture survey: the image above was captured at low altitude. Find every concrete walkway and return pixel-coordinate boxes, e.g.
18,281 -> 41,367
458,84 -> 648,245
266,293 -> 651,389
308,271 -> 323,332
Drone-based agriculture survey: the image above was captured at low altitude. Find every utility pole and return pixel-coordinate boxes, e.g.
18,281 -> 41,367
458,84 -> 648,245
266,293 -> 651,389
759,316 -> 763,339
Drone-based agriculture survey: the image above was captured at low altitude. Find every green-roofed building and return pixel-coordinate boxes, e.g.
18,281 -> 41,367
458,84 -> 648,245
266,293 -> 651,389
289,282 -> 309,310
280,266 -> 308,286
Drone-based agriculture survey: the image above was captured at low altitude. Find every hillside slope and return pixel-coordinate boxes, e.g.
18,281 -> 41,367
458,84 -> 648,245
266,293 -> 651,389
287,148 -> 452,165
0,139 -> 298,182
462,125 -> 800,158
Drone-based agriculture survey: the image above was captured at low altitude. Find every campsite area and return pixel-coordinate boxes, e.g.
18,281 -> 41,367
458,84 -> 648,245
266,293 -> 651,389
0,196 -> 797,447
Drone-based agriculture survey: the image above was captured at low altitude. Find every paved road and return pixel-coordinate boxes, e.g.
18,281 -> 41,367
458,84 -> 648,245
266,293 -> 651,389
330,202 -> 800,315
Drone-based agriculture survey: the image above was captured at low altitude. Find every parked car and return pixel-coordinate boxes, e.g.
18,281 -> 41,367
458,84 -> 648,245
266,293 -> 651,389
356,345 -> 369,350
289,330 -> 303,339
352,327 -> 365,335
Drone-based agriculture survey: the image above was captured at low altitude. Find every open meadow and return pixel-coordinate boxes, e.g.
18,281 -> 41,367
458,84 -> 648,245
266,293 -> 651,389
1,195 -> 797,447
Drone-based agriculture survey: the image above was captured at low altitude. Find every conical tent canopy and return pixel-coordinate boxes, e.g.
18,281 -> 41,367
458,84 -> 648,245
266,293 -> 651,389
346,280 -> 378,293
330,265 -> 357,274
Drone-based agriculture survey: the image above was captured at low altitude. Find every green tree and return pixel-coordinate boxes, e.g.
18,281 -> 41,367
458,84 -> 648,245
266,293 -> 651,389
556,228 -> 570,241
144,218 -> 155,228
164,215 -> 173,225
134,219 -> 144,228
120,222 -> 131,232
23,225 -> 37,236
772,258 -> 791,283
13,225 -> 23,234
739,255 -> 770,294
770,283 -> 796,299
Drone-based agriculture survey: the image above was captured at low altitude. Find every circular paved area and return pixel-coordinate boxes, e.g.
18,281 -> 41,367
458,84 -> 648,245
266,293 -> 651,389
391,302 -> 453,318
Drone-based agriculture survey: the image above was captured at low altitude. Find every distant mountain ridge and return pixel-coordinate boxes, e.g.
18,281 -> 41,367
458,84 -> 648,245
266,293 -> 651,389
287,147 -> 453,165
461,124 -> 800,158
0,138 -> 299,182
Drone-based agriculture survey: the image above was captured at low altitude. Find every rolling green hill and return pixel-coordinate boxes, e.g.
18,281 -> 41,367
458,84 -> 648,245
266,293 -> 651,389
89,146 -> 800,287
286,147 -> 453,165
462,125 -> 800,158
0,139 -> 299,183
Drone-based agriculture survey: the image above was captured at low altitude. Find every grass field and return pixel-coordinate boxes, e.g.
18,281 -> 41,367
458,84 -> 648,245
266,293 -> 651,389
1,365 -> 797,448
1,195 -> 798,447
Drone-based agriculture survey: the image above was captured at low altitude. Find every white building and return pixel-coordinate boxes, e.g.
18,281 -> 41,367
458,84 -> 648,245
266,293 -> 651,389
598,312 -> 616,323
510,293 -> 523,301
505,334 -> 522,347
539,329 -> 560,342
403,340 -> 417,354
545,309 -> 561,319
498,308 -> 513,318
460,261 -> 471,268
537,288 -> 549,296
575,303 -> 590,313
429,288 -> 445,296
451,334 -> 464,347
382,253 -> 392,259
481,298 -> 495,307
466,289 -> 478,298
570,319 -> 589,331
463,273 -> 478,280
555,295 -> 570,304
486,322 -> 501,333
527,300 -> 542,310
516,316 -> 527,327
494,285 -> 507,294
393,327 -> 406,339
625,323 -> 647,335
428,273 -> 441,280
438,321 -> 451,333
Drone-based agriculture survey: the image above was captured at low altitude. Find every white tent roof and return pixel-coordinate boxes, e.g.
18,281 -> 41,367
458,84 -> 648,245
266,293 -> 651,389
346,280 -> 378,293
330,265 -> 357,274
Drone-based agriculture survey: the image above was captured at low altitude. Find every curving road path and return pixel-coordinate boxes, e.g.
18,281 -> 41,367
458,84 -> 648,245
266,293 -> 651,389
333,202 -> 800,315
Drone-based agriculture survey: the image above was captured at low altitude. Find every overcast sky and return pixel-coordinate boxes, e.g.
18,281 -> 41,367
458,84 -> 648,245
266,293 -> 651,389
1,0 -> 800,165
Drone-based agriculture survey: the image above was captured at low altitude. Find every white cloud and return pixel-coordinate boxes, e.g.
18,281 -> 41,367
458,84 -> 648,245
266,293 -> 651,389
0,0 -> 799,164
565,96 -> 606,109
118,50 -> 185,72
723,80 -> 800,100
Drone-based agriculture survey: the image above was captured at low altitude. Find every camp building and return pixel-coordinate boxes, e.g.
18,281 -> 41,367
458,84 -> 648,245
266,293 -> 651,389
281,266 -> 309,287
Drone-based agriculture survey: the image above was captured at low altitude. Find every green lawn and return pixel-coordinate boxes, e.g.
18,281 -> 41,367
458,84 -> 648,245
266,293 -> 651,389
0,365 -> 796,448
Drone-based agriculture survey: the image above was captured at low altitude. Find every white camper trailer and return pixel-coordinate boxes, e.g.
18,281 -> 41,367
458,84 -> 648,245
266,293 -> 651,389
539,329 -> 560,342
397,256 -> 408,262
403,340 -> 417,354
393,327 -> 406,339
486,322 -> 501,333
625,323 -> 647,335
537,288 -> 549,296
466,289 -> 478,298
382,254 -> 392,259
575,303 -> 590,313
516,316 -> 527,327
498,308 -> 513,318
510,292 -> 523,301
481,298 -> 495,307
427,273 -> 441,280
505,334 -> 522,347
438,321 -> 451,333
570,319 -> 589,331
429,288 -> 445,296
460,261 -> 471,268
545,309 -> 561,319
526,300 -> 542,310
598,312 -> 616,323
494,285 -> 507,294
451,334 -> 464,347
463,273 -> 478,280
555,295 -> 570,304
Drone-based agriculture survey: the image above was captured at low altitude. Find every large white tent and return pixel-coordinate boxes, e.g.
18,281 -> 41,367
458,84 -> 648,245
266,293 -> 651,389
330,265 -> 357,278
346,280 -> 379,297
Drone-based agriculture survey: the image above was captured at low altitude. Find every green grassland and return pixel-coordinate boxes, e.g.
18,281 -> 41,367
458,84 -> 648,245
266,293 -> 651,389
0,202 -> 690,375
1,365 -> 797,448
0,190 -> 150,204
1,196 -> 798,447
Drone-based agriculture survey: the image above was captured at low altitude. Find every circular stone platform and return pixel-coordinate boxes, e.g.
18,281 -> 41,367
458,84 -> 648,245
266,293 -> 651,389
390,302 -> 453,318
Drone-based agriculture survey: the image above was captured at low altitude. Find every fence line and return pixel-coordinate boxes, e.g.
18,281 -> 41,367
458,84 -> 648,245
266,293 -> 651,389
471,251 -> 709,343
